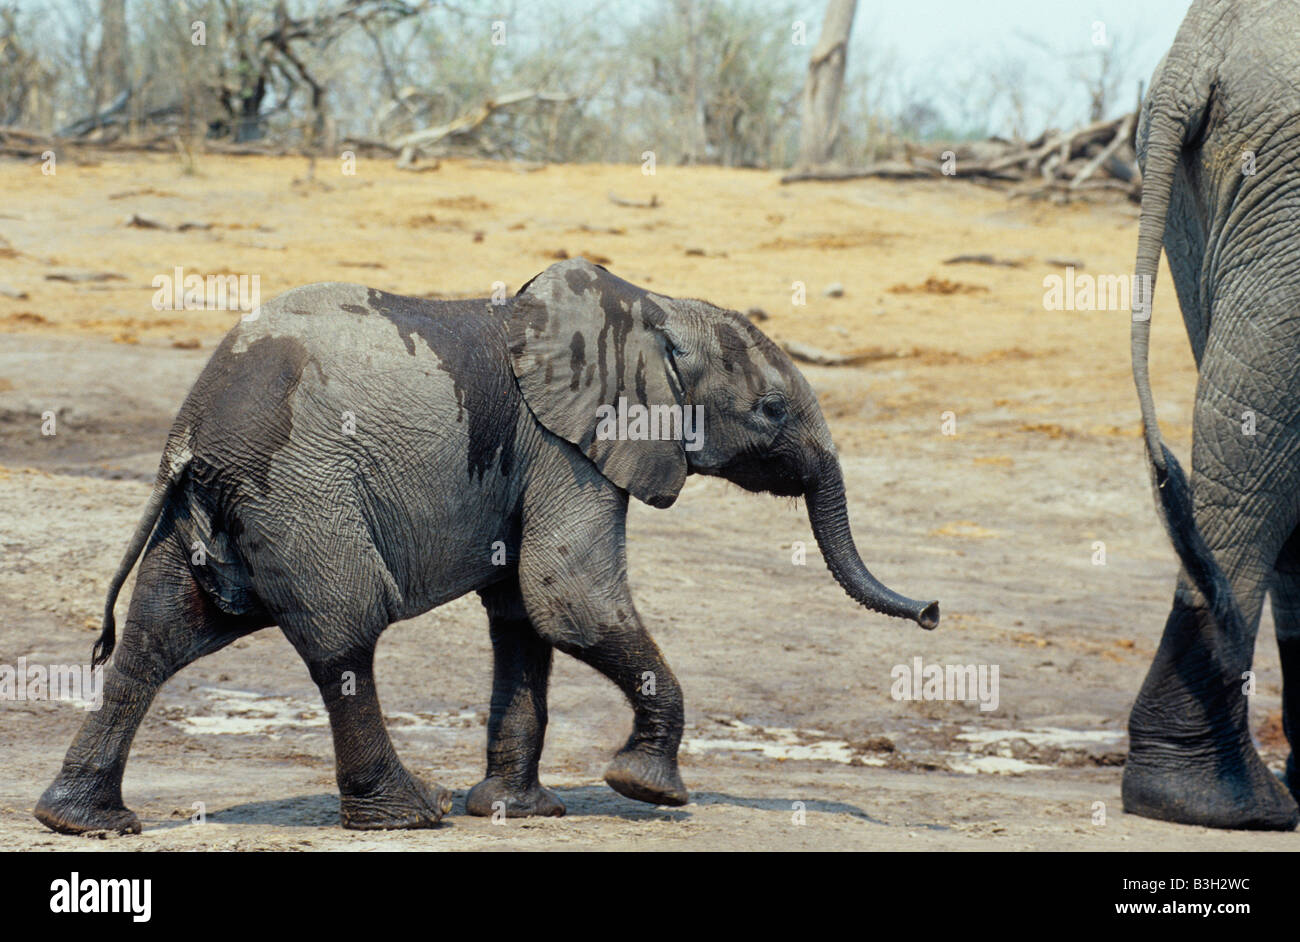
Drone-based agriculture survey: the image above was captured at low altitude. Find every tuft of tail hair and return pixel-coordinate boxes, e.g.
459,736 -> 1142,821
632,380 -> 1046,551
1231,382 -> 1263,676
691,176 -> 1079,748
1148,442 -> 1246,642
91,448 -> 190,669
91,618 -> 115,670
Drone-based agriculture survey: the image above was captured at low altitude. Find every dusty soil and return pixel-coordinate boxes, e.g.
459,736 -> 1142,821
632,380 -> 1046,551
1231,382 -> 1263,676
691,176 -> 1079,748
0,152 -> 1294,851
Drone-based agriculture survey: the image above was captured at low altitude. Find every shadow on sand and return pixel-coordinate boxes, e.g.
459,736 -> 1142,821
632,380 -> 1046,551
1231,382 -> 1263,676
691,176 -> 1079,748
142,785 -> 914,831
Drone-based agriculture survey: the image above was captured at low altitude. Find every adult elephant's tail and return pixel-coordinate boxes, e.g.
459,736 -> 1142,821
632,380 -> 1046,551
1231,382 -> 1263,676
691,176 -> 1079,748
91,437 -> 193,668
1130,110 -> 1246,643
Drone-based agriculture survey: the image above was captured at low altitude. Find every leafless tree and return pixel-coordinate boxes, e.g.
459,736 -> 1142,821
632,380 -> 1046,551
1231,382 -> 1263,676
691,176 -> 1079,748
794,0 -> 856,168
95,0 -> 130,111
631,1 -> 801,167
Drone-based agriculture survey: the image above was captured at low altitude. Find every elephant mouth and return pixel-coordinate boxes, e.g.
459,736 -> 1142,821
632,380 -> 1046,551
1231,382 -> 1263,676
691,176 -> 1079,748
704,450 -> 804,497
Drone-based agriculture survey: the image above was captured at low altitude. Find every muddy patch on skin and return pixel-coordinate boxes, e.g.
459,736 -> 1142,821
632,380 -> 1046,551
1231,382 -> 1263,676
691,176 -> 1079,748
183,333 -> 312,495
359,289 -> 520,480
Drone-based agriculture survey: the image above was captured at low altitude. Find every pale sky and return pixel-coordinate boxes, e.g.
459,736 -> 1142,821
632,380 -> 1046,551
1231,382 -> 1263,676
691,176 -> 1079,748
852,0 -> 1190,71
516,0 -> 1197,134
21,0 -> 1197,138
808,0 -> 1194,134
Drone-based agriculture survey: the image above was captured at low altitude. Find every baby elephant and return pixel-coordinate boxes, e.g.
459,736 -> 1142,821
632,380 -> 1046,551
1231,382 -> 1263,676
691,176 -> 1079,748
36,258 -> 938,834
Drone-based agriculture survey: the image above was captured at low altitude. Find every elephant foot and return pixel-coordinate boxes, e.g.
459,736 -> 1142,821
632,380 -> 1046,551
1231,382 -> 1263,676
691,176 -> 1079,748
339,768 -> 452,830
465,776 -> 565,818
34,778 -> 141,836
604,749 -> 688,807
1286,753 -> 1300,805
1123,739 -> 1298,831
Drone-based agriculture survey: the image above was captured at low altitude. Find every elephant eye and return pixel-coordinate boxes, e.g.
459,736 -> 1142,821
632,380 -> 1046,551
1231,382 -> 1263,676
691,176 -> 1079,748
760,397 -> 788,422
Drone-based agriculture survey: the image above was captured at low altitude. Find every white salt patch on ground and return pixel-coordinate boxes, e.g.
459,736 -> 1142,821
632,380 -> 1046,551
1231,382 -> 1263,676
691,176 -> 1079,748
176,689 -> 327,735
681,719 -> 885,765
954,727 -> 1124,747
174,687 -> 477,736
947,756 -> 1053,775
944,727 -> 1124,775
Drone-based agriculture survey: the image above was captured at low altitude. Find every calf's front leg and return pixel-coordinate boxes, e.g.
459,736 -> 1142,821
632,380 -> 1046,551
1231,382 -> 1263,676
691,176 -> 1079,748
518,482 -> 687,807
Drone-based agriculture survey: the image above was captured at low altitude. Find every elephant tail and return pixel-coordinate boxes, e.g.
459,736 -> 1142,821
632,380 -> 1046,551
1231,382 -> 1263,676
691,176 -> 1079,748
92,435 -> 193,668
1130,109 -> 1247,643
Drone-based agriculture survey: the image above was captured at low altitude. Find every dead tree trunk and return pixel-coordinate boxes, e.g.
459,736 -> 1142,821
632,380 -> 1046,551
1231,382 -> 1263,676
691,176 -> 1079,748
795,0 -> 857,169
678,0 -> 706,164
95,0 -> 130,111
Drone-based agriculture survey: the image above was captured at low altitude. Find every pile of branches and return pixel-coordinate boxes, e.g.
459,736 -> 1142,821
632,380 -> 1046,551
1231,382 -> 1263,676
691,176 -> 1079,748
0,87 -> 572,164
0,0 -> 438,159
0,106 -> 288,158
0,86 -> 197,158
341,89 -> 573,169
782,112 -> 1141,202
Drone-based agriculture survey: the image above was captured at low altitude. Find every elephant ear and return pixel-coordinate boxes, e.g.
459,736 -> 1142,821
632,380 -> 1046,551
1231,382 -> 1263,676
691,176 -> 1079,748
508,258 -> 687,508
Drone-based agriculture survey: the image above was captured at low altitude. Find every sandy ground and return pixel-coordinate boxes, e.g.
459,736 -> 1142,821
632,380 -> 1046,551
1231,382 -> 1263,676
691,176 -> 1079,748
0,152 -> 1294,851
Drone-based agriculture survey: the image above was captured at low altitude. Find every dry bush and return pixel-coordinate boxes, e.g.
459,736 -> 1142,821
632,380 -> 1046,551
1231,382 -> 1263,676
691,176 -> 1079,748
0,4 -> 59,127
617,0 -> 803,167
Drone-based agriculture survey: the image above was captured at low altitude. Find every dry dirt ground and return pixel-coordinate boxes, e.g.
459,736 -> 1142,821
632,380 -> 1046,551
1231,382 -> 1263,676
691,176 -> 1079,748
0,153 -> 1294,851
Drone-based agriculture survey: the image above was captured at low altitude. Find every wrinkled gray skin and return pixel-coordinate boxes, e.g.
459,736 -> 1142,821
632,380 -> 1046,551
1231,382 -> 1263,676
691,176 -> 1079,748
35,258 -> 938,834
1128,0 -> 1300,829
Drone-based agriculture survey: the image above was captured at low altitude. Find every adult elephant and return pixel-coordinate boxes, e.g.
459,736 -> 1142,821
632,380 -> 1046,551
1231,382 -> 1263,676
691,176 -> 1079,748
35,257 -> 938,835
1127,0 -> 1300,829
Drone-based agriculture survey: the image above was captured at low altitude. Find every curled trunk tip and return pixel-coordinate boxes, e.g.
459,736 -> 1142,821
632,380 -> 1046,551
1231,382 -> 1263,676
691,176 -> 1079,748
916,600 -> 940,630
805,451 -> 939,630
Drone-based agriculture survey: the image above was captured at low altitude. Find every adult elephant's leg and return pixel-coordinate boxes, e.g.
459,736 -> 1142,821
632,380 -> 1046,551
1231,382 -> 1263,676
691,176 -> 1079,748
518,476 -> 687,807
466,576 -> 565,818
1270,527 -> 1300,803
1124,304 -> 1300,830
35,524 -> 266,835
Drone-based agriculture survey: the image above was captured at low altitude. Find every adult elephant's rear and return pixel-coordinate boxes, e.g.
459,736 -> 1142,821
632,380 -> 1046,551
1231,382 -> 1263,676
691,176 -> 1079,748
1127,0 -> 1300,829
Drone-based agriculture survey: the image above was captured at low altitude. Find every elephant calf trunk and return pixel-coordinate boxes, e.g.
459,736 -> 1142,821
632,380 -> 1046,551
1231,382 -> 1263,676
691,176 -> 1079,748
805,453 -> 939,630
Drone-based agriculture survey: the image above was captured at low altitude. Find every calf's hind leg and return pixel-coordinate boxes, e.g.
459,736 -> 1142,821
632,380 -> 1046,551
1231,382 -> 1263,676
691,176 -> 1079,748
277,604 -> 452,830
465,576 -> 565,818
35,526 -> 266,835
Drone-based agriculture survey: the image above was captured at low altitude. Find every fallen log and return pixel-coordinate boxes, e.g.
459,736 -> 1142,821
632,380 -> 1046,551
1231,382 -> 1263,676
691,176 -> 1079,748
780,340 -> 904,367
608,192 -> 660,209
1070,112 -> 1136,190
780,112 -> 1141,202
391,90 -> 571,167
943,254 -> 1023,268
56,88 -> 131,138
